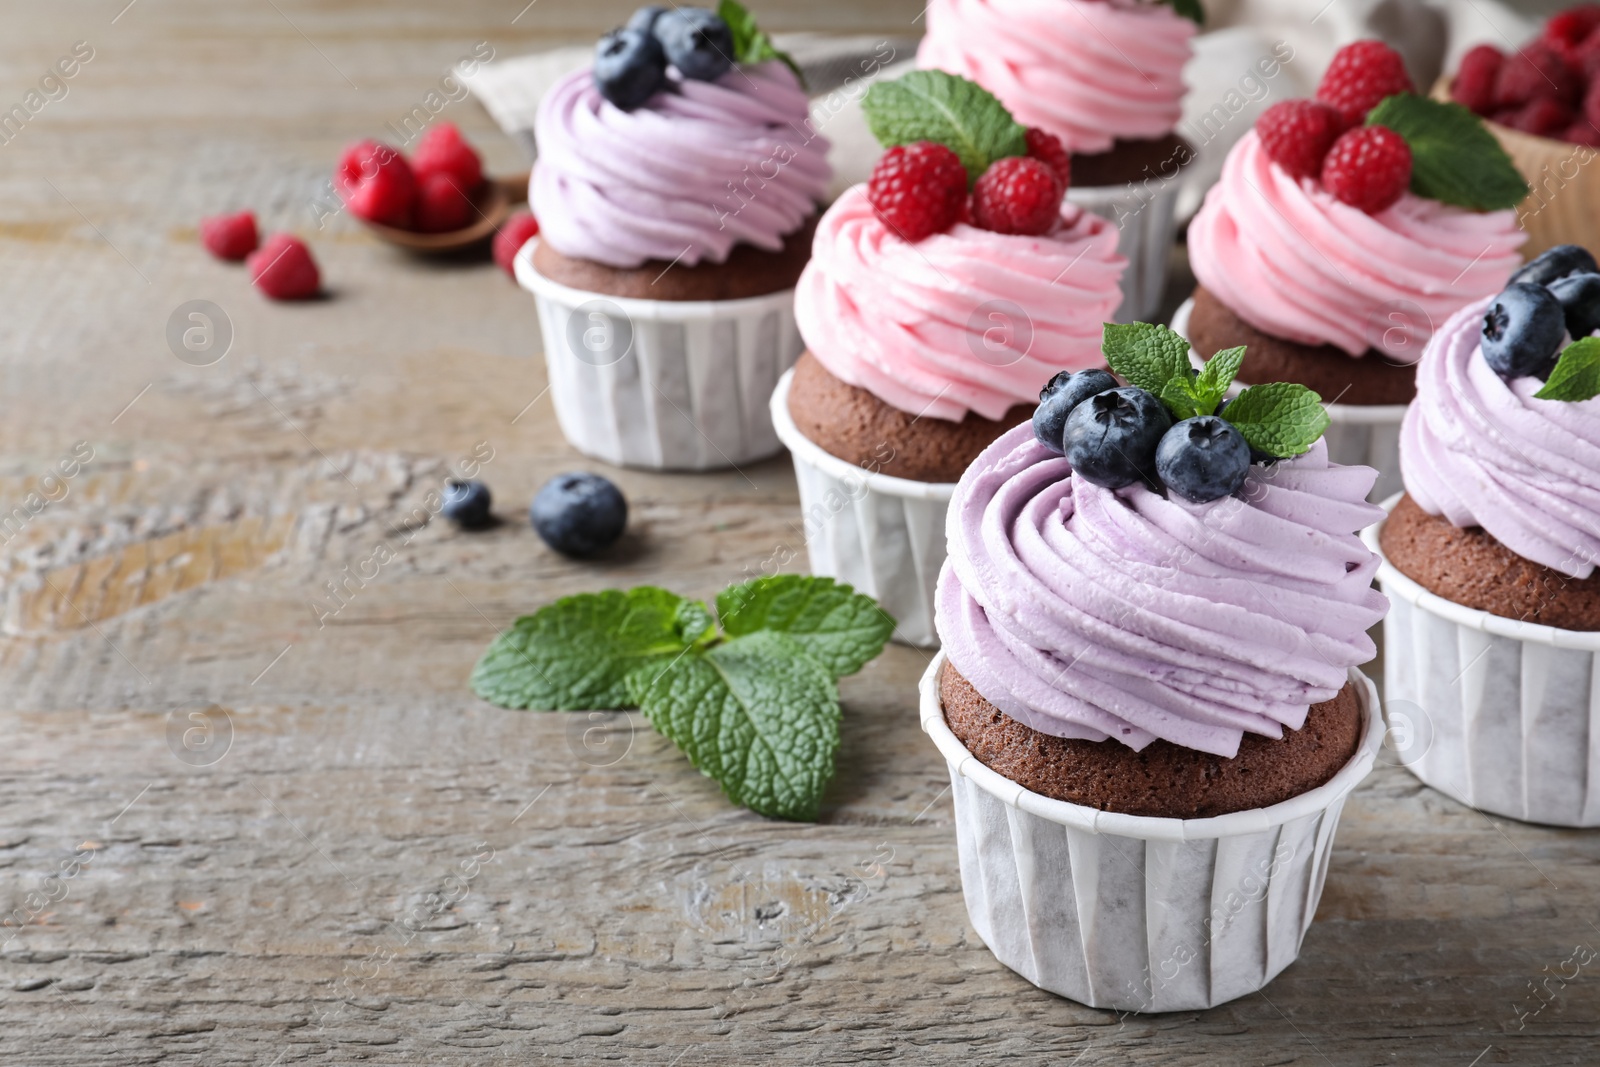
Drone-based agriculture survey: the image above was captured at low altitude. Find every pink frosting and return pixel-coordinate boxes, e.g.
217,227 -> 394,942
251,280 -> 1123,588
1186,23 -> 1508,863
936,425 -> 1388,757
1189,131 -> 1525,360
531,62 -> 831,269
1401,296 -> 1600,580
793,185 -> 1127,422
917,0 -> 1195,156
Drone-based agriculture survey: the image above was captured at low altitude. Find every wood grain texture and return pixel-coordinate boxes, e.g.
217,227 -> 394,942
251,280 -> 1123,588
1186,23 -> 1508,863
0,2 -> 1595,1064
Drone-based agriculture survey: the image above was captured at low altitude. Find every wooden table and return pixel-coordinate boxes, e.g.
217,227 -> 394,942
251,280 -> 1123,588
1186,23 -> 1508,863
1,2 -> 1595,1063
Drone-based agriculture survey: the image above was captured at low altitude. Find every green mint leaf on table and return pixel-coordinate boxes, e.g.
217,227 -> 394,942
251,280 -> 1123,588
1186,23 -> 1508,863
1220,382 -> 1330,458
1163,0 -> 1206,25
1366,95 -> 1528,211
1535,337 -> 1600,402
862,70 -> 1027,183
1102,322 -> 1195,395
633,631 -> 840,822
470,588 -> 702,710
716,575 -> 896,681
717,0 -> 803,83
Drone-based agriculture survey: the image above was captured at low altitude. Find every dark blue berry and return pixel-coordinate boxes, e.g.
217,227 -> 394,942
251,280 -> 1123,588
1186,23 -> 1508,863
1032,368 -> 1118,454
626,5 -> 668,33
1549,271 -> 1600,342
1061,386 -> 1172,490
1481,283 -> 1566,381
593,28 -> 667,111
655,8 -> 734,82
442,479 -> 493,529
1155,417 -> 1251,503
531,472 -> 628,557
1508,244 -> 1600,288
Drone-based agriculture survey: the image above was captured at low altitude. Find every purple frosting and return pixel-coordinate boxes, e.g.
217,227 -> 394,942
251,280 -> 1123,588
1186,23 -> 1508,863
531,61 -> 831,269
935,425 -> 1388,758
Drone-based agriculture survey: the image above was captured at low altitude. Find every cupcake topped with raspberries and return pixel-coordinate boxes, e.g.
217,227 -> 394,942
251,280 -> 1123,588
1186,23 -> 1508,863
936,322 -> 1388,816
1186,39 -> 1528,406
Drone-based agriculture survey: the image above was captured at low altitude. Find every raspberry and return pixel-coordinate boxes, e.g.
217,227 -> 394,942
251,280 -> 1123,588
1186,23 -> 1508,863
1255,100 -> 1346,180
200,209 -> 259,261
1024,127 -> 1072,190
1315,40 -> 1415,125
1451,44 -> 1504,115
1565,117 -> 1600,146
493,212 -> 541,277
414,173 -> 475,232
411,122 -> 483,193
1320,125 -> 1412,214
1574,31 -> 1600,81
1501,96 -> 1575,137
1544,4 -> 1600,58
970,156 -> 1063,236
1494,42 -> 1580,109
867,141 -> 969,241
334,140 -> 416,228
1583,77 -> 1600,130
247,234 -> 320,300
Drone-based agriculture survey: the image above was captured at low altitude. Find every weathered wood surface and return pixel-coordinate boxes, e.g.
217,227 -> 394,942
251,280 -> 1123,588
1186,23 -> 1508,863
0,2 -> 1596,1063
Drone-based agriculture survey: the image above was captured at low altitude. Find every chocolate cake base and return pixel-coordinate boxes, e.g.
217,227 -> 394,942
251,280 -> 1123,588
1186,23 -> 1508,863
785,352 -> 1029,483
1188,285 -> 1418,406
1381,493 -> 1600,631
531,213 -> 819,302
1073,132 -> 1194,188
939,662 -> 1363,818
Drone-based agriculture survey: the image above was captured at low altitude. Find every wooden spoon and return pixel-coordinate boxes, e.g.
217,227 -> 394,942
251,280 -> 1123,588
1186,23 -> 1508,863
361,171 -> 529,253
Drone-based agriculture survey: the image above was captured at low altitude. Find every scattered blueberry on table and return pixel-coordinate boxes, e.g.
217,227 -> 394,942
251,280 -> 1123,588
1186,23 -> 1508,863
442,479 -> 493,529
531,473 -> 629,557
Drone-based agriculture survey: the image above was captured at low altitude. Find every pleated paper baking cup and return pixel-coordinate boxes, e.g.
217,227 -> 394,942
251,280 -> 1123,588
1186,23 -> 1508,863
769,370 -> 954,648
919,652 -> 1382,1012
1170,297 -> 1408,502
515,240 -> 802,471
1363,495 -> 1600,828
1069,176 -> 1182,325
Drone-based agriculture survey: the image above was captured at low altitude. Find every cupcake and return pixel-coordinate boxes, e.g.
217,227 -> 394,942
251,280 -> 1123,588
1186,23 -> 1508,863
917,0 -> 1199,321
769,70 -> 1126,646
1181,39 -> 1527,501
1366,244 -> 1600,827
517,3 -> 831,471
921,321 -> 1389,1010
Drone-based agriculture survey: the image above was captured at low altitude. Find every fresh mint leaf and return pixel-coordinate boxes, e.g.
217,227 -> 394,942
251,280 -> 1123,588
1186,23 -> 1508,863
1103,322 -> 1194,395
717,0 -> 803,83
1535,337 -> 1600,402
1159,378 -> 1200,421
633,630 -> 840,821
470,588 -> 697,710
862,70 -> 1027,183
1367,95 -> 1528,211
1193,345 -> 1245,415
1164,0 -> 1205,24
716,575 -> 895,681
1220,382 -> 1330,458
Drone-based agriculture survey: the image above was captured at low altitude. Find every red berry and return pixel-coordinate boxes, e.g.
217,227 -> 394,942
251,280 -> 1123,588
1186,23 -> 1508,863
334,140 -> 416,228
247,234 -> 320,300
412,122 -> 483,193
414,173 -> 475,233
1451,44 -> 1504,115
1256,100 -> 1346,180
970,156 -> 1063,236
200,210 -> 258,261
1494,42 -> 1580,109
493,212 -> 541,277
1573,31 -> 1600,81
867,141 -> 969,241
1565,117 -> 1600,146
1544,4 -> 1600,57
1316,40 -> 1415,125
1501,96 -> 1575,137
1320,125 -> 1412,215
1024,127 -> 1072,190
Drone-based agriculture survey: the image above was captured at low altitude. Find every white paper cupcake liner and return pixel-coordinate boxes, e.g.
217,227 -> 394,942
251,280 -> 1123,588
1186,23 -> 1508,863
1363,495 -> 1600,827
1070,176 -> 1182,325
514,239 -> 803,471
920,651 -> 1383,1012
1170,297 -> 1408,502
769,369 -> 954,647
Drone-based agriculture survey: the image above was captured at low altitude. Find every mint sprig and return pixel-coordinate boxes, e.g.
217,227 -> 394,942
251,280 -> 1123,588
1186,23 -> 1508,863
1164,0 -> 1205,24
470,576 -> 895,821
862,70 -> 1027,183
718,0 -> 803,84
1103,322 -> 1194,394
1535,336 -> 1600,402
1366,95 -> 1528,212
1221,382 -> 1330,458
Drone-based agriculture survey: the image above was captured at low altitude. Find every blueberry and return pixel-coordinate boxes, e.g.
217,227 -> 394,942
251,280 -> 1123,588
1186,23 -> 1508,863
1061,386 -> 1172,490
593,28 -> 667,111
441,479 -> 493,529
655,8 -> 734,82
1032,369 -> 1119,454
626,5 -> 668,33
531,472 -> 628,557
1549,271 -> 1600,341
1155,417 -> 1251,503
1508,244 -> 1600,288
1481,283 -> 1566,380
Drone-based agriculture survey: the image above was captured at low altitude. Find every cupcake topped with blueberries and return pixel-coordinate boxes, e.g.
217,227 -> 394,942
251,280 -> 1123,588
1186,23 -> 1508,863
935,323 -> 1389,817
530,2 -> 830,300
